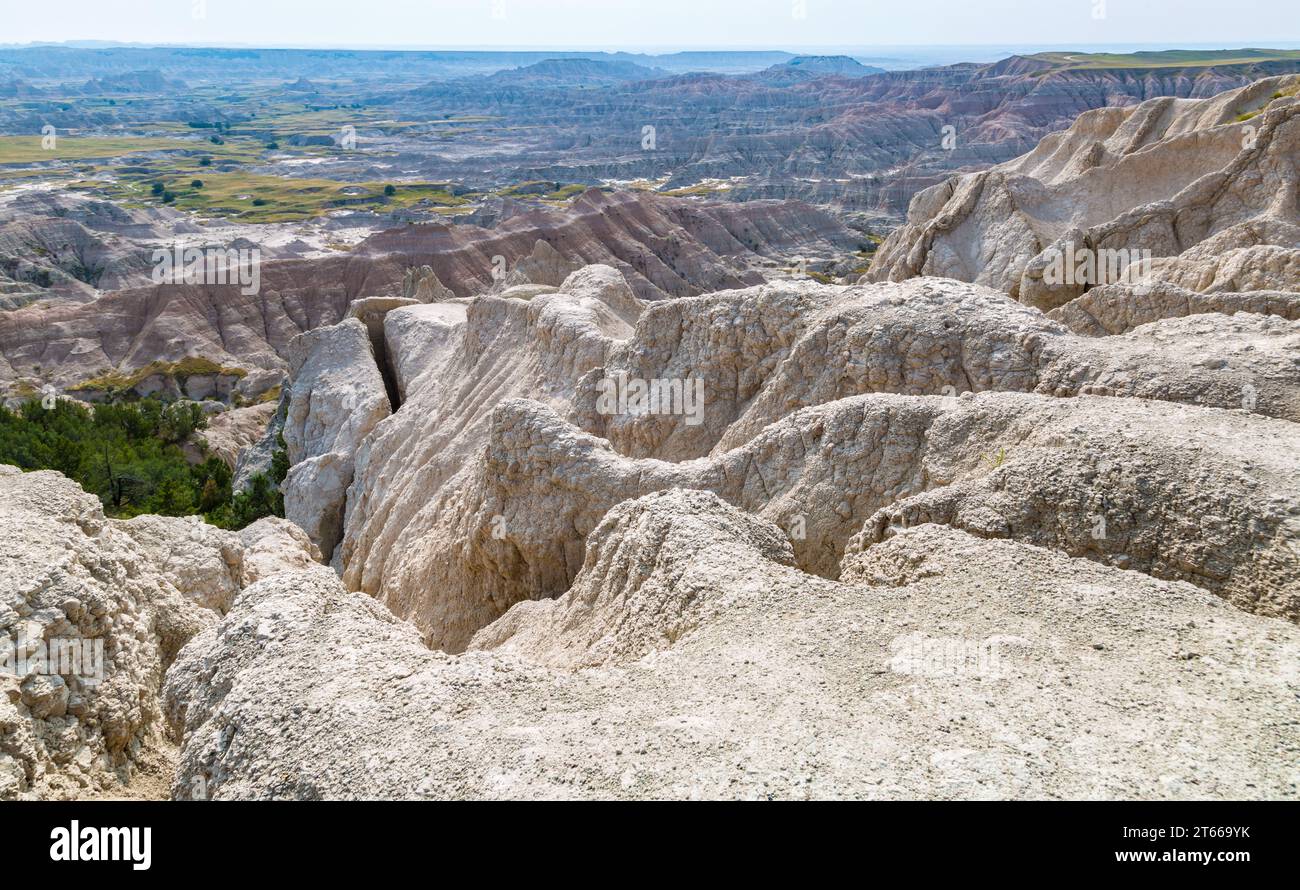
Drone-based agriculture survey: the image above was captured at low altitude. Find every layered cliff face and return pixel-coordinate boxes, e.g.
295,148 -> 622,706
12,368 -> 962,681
388,52 -> 1300,216
866,75 -> 1300,316
0,191 -> 203,310
354,189 -> 859,302
0,190 -> 857,401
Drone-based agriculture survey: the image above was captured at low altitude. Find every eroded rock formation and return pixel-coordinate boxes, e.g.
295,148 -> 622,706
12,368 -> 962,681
13,75 -> 1298,802
0,467 -> 317,800
282,318 -> 391,562
0,190 -> 858,404
305,271 -> 1300,650
866,75 -> 1300,316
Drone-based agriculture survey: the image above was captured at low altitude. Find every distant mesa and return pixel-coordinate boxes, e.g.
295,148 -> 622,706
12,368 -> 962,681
487,57 -> 670,86
775,55 -> 887,78
0,78 -> 43,97
77,69 -> 185,94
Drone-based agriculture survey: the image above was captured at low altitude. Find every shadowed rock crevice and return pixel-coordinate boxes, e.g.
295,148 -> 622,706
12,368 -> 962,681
345,295 -> 419,413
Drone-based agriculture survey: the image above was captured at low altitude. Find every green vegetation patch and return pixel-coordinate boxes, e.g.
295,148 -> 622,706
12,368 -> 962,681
660,184 -> 723,198
0,398 -> 284,529
499,180 -> 588,201
0,135 -> 263,166
70,358 -> 247,399
545,183 -> 588,200
69,168 -> 473,223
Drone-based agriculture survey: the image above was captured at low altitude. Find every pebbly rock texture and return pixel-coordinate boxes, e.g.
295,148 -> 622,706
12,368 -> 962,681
116,514 -> 323,616
166,490 -> 1300,800
866,75 -> 1300,314
0,467 -> 207,800
1048,280 -> 1300,336
117,516 -> 246,615
0,499 -> 208,800
237,517 -> 324,584
0,463 -> 321,800
845,394 -> 1300,622
281,317 -> 391,563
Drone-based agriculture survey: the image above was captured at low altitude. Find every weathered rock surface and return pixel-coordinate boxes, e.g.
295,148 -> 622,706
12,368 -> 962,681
383,302 -> 469,402
334,265 -> 636,647
117,516 -> 246,615
345,295 -> 420,341
314,268 -> 1299,651
0,464 -> 320,800
487,239 -> 583,293
867,76 -> 1300,314
467,489 -> 798,667
465,391 -> 1299,631
116,514 -> 321,616
701,279 -> 1300,454
189,401 -> 278,470
0,468 -> 204,798
166,490 -> 1300,800
1049,280 -> 1300,335
345,295 -> 420,408
282,318 -> 391,562
237,517 -> 324,584
401,265 -> 456,303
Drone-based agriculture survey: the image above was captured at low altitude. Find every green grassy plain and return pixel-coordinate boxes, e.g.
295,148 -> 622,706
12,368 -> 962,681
1031,49 -> 1300,70
0,103 -> 579,222
0,135 -> 237,164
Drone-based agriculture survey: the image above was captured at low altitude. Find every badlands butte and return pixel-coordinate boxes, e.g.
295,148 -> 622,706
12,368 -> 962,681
2,71 -> 1300,801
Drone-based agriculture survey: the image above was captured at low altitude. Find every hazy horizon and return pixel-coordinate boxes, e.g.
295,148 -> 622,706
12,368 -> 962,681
7,40 -> 1300,52
8,0 -> 1299,50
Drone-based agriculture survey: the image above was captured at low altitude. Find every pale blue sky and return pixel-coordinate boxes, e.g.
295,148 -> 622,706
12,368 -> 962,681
6,0 -> 1298,49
